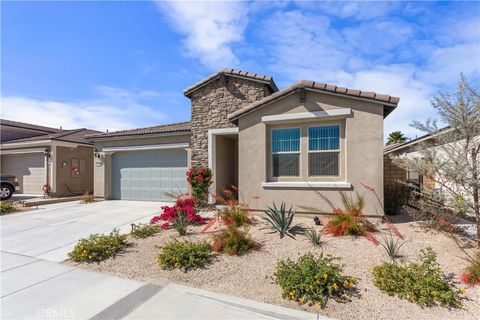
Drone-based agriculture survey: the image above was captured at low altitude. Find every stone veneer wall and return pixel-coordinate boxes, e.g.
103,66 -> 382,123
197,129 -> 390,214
189,76 -> 271,167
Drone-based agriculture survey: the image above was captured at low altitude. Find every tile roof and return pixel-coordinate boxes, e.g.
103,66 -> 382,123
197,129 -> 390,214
183,68 -> 278,97
2,128 -> 102,145
0,119 -> 63,133
85,121 -> 191,140
228,80 -> 400,122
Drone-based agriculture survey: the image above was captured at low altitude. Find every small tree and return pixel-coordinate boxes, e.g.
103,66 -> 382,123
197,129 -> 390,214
393,74 -> 480,246
386,131 -> 408,145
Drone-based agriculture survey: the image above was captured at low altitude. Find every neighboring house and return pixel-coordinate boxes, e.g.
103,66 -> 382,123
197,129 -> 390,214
383,127 -> 453,193
87,68 -> 399,216
0,119 -> 100,195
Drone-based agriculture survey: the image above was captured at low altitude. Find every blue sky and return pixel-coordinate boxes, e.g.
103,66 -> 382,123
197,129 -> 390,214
2,1 -> 479,138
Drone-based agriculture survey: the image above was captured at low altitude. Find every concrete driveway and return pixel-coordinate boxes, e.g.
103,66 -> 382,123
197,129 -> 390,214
1,200 -> 163,262
1,201 -> 319,320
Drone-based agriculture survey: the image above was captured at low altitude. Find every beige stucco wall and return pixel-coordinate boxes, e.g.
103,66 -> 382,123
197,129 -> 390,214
237,90 -> 385,216
92,134 -> 191,199
55,145 -> 94,196
213,135 -> 238,195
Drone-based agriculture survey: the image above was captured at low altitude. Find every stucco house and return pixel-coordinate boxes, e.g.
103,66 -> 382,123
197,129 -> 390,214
87,69 -> 399,216
0,119 -> 99,196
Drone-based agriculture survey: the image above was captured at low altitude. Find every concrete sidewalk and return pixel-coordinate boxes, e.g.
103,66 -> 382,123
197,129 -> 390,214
1,252 -> 145,319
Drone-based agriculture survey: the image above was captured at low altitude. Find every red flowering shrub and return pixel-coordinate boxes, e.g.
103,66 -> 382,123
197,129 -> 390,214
149,195 -> 205,227
323,208 -> 367,236
460,251 -> 480,286
187,167 -> 213,206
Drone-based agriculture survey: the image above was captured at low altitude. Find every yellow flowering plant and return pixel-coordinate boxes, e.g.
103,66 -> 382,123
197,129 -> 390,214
272,253 -> 357,308
68,228 -> 130,263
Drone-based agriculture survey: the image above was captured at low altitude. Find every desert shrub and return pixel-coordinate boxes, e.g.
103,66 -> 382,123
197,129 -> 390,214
68,229 -> 130,263
220,205 -> 251,227
322,192 -> 379,238
186,166 -> 213,206
384,182 -> 412,215
0,202 -> 16,215
212,224 -> 260,255
372,247 -> 462,308
273,253 -> 357,307
157,240 -> 213,272
460,250 -> 480,286
130,223 -> 161,238
305,228 -> 325,249
263,202 -> 305,239
82,193 -> 96,204
323,209 -> 367,236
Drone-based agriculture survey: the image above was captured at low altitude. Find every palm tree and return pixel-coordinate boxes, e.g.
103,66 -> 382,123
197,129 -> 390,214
386,131 -> 407,145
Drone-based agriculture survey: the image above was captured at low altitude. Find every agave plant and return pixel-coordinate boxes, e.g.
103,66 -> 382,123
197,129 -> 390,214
379,234 -> 405,264
263,202 -> 305,239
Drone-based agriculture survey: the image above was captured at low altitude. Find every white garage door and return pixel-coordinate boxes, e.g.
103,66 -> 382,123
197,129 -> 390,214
111,149 -> 188,201
1,153 -> 45,194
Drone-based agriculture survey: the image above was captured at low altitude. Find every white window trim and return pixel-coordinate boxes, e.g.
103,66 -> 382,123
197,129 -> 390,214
271,127 -> 301,178
262,108 -> 351,123
307,124 -> 341,177
262,181 -> 351,189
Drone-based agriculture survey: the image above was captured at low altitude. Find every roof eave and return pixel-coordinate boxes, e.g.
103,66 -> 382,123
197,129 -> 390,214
183,71 -> 278,98
228,86 -> 399,123
86,130 -> 192,141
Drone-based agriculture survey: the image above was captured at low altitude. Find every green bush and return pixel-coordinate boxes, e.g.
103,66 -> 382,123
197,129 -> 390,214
68,229 -> 130,263
130,223 -> 161,239
212,224 -> 260,255
158,240 -> 213,271
384,182 -> 412,215
0,202 -> 16,215
273,253 -> 357,307
372,247 -> 462,308
220,205 -> 251,227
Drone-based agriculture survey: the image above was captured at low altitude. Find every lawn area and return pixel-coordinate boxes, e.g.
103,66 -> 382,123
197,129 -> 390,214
66,213 -> 480,320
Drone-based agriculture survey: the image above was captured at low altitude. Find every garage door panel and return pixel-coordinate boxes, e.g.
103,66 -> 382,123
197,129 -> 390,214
1,154 -> 45,194
111,149 -> 188,201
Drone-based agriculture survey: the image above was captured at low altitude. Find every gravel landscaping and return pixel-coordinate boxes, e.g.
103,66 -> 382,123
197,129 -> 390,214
66,214 -> 480,320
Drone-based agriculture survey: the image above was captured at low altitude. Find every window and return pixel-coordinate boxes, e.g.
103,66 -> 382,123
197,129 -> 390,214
308,125 -> 340,176
272,128 -> 300,177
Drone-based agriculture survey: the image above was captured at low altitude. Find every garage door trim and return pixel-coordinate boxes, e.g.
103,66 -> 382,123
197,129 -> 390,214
102,142 -> 189,153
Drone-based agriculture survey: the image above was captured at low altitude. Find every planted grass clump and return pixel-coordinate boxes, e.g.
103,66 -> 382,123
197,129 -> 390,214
220,205 -> 251,227
158,240 -> 213,272
212,224 -> 260,255
273,252 -> 357,308
69,228 -> 130,263
373,247 -> 463,308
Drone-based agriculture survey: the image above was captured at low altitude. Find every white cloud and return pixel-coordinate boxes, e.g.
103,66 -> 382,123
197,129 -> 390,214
0,86 -> 173,132
156,1 -> 249,69
258,7 -> 480,139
